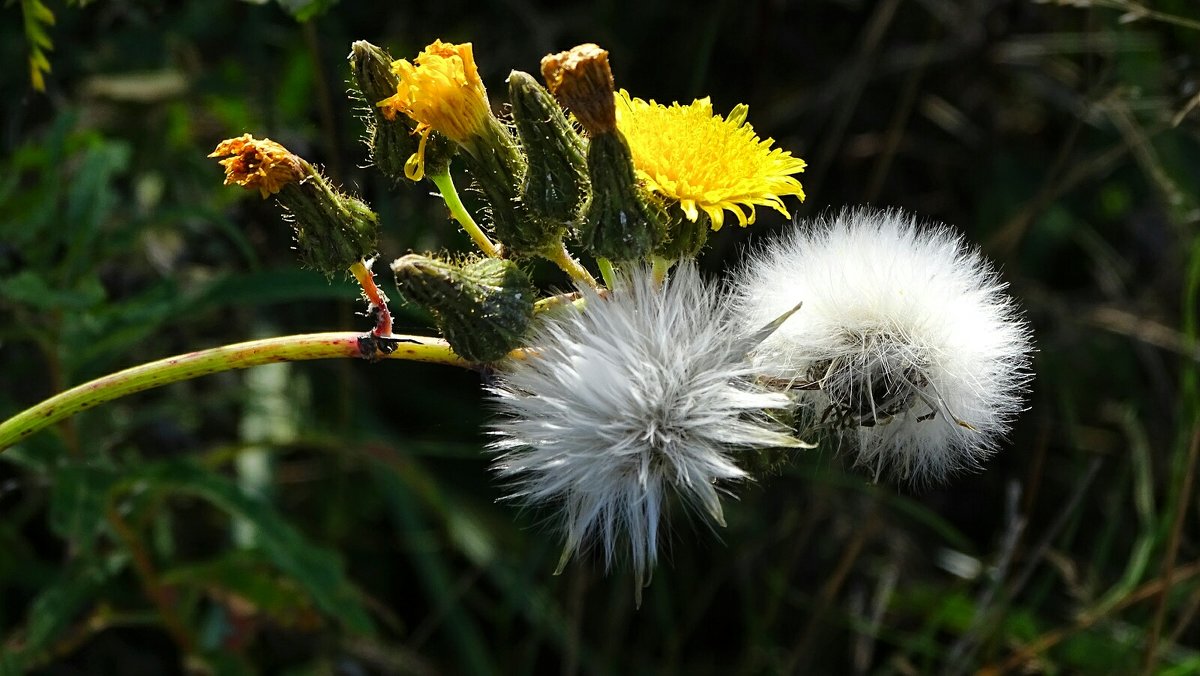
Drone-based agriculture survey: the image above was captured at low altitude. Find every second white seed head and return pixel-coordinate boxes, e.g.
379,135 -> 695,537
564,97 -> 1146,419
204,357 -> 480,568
735,207 -> 1033,484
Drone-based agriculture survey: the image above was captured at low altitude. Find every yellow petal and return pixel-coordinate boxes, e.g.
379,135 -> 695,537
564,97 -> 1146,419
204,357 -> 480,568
615,90 -> 806,231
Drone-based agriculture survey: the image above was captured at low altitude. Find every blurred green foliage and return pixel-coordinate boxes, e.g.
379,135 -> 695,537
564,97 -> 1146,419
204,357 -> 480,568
2,0 -> 1200,673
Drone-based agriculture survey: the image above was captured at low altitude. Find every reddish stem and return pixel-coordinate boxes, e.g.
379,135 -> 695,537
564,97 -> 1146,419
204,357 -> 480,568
350,259 -> 393,337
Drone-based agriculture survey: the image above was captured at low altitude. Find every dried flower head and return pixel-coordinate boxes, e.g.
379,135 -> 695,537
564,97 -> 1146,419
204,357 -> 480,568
615,91 -> 806,230
211,134 -> 378,276
377,40 -> 491,180
736,208 -> 1032,484
209,134 -> 304,198
488,264 -> 799,597
540,43 -> 617,136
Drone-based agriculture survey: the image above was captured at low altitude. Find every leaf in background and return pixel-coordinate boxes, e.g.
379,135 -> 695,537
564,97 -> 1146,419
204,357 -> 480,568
373,467 -> 494,676
236,0 -> 339,21
270,0 -> 339,21
49,461 -> 119,551
162,551 -> 324,640
61,139 -> 131,282
18,0 -> 54,91
191,269 -> 360,309
126,460 -> 374,634
0,270 -> 106,312
4,558 -> 118,672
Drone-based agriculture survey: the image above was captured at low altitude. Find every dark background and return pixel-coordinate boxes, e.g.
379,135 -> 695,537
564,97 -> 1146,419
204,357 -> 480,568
2,0 -> 1198,673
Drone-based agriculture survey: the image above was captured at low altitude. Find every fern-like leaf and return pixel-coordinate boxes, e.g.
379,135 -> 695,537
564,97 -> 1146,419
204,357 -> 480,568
20,0 -> 56,91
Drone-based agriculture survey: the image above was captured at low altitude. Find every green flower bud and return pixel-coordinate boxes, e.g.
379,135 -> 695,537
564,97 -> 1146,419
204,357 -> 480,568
508,70 -> 589,224
579,131 -> 665,262
654,207 -> 710,261
276,166 -> 378,277
458,118 -> 563,257
349,40 -> 455,182
350,40 -> 399,107
391,254 -> 535,362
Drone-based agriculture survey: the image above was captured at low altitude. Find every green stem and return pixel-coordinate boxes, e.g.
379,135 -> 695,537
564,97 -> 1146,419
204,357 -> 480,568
596,257 -> 617,290
0,332 -> 466,452
545,242 -> 599,289
429,170 -> 500,257
651,256 -> 674,285
533,292 -> 586,314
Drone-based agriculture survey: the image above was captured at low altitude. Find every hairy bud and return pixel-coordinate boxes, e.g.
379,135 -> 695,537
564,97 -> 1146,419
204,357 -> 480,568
508,70 -> 589,225
579,132 -> 665,262
391,254 -> 535,362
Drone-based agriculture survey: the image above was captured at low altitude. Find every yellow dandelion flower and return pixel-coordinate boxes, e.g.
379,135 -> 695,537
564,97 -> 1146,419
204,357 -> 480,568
377,40 -> 491,180
209,134 -> 304,199
615,90 -> 806,230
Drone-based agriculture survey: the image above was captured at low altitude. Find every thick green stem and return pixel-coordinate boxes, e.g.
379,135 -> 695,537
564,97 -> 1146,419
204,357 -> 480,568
545,242 -> 599,289
0,332 -> 466,452
429,170 -> 500,257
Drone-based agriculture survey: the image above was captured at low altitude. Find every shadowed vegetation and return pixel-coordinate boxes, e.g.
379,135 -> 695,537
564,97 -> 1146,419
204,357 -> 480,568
2,0 -> 1199,673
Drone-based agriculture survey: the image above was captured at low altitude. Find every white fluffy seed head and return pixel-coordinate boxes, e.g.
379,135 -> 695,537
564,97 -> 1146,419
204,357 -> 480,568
488,263 -> 799,595
735,207 -> 1033,485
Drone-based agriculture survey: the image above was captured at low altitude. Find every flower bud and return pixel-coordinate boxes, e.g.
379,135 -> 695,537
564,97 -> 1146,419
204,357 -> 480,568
457,119 -> 564,257
508,70 -> 589,225
211,135 -> 379,276
391,254 -> 535,362
579,131 -> 666,262
654,207 -> 710,261
350,40 -> 455,182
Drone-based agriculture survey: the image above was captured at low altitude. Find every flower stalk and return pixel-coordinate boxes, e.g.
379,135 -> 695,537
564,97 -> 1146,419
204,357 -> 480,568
428,169 -> 500,257
545,242 -> 599,289
349,258 -> 393,337
0,333 -> 468,452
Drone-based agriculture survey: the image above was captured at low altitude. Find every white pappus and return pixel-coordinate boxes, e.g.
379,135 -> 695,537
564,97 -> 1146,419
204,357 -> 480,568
487,263 -> 802,597
735,207 -> 1033,485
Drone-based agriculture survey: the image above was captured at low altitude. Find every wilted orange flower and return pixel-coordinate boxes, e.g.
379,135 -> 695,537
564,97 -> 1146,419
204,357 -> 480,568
209,134 -> 304,198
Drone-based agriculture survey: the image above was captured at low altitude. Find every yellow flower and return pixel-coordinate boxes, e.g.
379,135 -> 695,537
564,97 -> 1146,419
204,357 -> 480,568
377,40 -> 491,180
615,90 -> 806,230
209,134 -> 304,198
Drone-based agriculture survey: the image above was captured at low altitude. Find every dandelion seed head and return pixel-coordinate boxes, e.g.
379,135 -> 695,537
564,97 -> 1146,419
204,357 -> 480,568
736,208 -> 1033,484
488,264 -> 798,592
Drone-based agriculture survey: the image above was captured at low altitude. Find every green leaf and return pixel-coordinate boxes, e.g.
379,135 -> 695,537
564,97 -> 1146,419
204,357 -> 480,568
126,460 -> 374,634
374,467 -> 494,675
6,559 -> 116,671
30,0 -> 54,23
19,0 -> 55,91
0,270 -> 106,311
271,0 -> 339,21
49,462 -> 118,550
163,551 -> 323,634
1163,657 -> 1200,676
